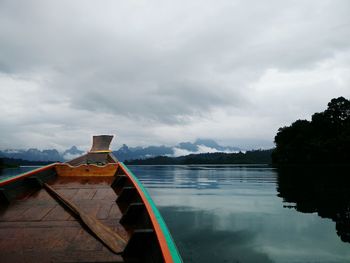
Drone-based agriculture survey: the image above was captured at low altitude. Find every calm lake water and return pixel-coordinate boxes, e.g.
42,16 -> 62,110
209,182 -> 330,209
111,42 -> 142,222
1,165 -> 350,263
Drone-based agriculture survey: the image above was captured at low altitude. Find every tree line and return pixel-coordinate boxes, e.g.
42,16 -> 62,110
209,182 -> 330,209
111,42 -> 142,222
272,97 -> 350,166
125,149 -> 273,165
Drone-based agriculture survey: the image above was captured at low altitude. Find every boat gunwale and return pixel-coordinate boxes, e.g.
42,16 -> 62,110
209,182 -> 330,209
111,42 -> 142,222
0,163 -> 119,186
0,161 -> 182,262
0,163 -> 58,187
119,162 -> 182,263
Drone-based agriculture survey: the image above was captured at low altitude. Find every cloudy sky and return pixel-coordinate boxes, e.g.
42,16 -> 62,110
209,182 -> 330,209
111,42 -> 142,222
0,0 -> 349,151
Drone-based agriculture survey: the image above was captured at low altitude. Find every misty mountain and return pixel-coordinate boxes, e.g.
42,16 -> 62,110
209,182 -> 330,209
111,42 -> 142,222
0,146 -> 84,162
62,146 -> 84,160
0,148 -> 63,162
0,139 -> 242,162
177,139 -> 240,152
113,139 -> 241,161
113,144 -> 174,162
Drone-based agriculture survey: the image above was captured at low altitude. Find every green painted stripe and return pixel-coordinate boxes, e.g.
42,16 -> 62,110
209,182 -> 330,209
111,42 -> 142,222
120,162 -> 182,263
0,175 -> 17,183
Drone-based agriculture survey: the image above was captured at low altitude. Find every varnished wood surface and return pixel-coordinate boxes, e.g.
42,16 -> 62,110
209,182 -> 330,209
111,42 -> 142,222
43,182 -> 127,254
0,176 -> 128,263
55,163 -> 118,177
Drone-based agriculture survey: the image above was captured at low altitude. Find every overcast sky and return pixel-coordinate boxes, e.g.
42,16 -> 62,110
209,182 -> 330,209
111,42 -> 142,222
0,0 -> 349,151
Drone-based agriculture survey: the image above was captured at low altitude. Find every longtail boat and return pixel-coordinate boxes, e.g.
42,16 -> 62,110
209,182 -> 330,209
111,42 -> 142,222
0,135 -> 182,263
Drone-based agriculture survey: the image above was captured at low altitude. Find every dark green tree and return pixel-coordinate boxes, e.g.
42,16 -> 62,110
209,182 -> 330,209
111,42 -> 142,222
272,97 -> 350,166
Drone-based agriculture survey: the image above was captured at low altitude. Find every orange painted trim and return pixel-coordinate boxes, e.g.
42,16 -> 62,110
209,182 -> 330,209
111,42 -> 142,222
89,150 -> 112,153
118,164 -> 174,263
0,163 -> 57,187
55,163 -> 118,177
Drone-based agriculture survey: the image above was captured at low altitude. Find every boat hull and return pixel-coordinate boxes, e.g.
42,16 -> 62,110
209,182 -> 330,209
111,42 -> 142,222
0,162 -> 182,263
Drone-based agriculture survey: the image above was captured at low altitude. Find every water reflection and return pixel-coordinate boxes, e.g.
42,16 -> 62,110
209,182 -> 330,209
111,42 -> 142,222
160,206 -> 274,263
276,167 -> 350,243
132,165 -> 350,263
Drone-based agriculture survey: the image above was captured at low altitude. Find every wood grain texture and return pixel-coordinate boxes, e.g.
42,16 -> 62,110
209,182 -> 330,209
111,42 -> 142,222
55,163 -> 118,177
0,176 -> 127,263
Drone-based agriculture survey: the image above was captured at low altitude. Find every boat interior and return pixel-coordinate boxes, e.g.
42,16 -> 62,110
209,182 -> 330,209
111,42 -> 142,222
0,136 -> 166,262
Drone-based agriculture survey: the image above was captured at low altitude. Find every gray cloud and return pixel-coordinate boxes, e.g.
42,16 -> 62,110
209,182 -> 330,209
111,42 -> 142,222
0,0 -> 349,149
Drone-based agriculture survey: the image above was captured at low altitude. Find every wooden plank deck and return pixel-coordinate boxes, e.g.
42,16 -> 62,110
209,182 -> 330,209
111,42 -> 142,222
0,176 -> 128,263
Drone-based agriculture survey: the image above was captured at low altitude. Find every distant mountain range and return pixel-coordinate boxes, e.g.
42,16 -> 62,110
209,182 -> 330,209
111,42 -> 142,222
114,139 -> 241,161
0,139 -> 241,162
0,146 -> 84,163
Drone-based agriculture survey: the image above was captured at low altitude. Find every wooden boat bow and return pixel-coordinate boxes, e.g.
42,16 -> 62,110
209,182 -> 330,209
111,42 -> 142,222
0,135 -> 182,263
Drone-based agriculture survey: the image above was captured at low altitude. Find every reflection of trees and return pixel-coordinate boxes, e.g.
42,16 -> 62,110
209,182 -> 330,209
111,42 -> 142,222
277,168 -> 350,243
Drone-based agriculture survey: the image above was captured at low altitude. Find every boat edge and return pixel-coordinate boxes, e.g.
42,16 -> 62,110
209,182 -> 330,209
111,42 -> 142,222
119,162 -> 182,263
0,163 -> 57,186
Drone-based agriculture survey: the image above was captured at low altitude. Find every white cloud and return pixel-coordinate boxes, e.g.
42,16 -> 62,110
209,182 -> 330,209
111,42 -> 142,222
172,145 -> 239,157
172,148 -> 193,157
0,0 -> 349,149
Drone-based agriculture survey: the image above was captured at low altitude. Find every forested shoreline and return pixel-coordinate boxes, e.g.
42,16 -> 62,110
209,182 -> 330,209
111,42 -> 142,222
125,149 -> 273,165
272,97 -> 350,166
